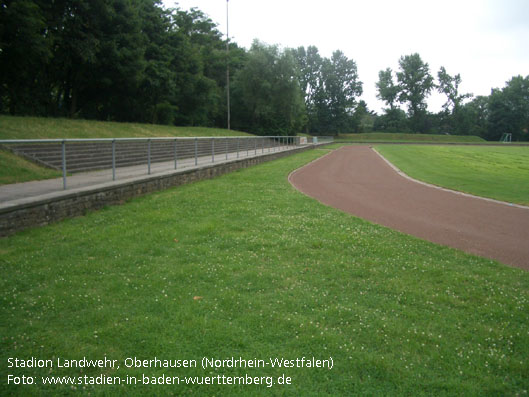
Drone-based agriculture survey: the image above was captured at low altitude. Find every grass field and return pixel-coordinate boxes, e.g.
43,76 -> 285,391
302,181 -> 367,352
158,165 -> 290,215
376,145 -> 529,206
338,132 -> 486,143
1,148 -> 528,396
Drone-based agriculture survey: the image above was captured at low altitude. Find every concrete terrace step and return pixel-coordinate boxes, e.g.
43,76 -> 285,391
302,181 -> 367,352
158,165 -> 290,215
6,139 -> 284,173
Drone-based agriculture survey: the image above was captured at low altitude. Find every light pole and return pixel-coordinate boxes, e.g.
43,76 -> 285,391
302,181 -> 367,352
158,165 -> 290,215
226,0 -> 231,130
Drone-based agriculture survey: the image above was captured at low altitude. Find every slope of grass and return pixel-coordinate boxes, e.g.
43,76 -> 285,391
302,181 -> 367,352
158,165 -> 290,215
0,149 -> 62,185
1,148 -> 528,396
376,145 -> 529,205
338,132 -> 485,143
0,115 -> 252,139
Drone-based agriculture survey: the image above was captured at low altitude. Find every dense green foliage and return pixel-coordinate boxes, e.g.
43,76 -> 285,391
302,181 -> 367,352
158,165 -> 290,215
291,46 -> 363,134
1,149 -> 528,396
230,41 -> 306,136
0,0 -> 347,136
1,1 -> 528,139
0,1 -> 241,128
375,55 -> 529,140
376,145 -> 529,205
337,132 -> 485,143
0,0 -> 363,136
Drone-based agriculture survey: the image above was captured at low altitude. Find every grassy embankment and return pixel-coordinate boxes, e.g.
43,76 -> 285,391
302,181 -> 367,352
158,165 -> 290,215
0,115 -> 252,139
338,132 -> 486,143
376,145 -> 529,206
1,148 -> 528,396
0,116 -> 252,185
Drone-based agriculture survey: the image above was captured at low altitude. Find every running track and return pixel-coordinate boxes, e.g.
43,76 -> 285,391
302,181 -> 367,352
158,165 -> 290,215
289,146 -> 529,270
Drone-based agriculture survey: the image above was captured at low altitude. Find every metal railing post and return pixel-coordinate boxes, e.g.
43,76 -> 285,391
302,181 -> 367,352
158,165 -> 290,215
174,139 -> 177,169
112,139 -> 116,181
61,140 -> 67,190
212,138 -> 215,163
225,138 -> 228,161
237,138 -> 239,158
262,138 -> 264,154
147,139 -> 151,175
254,138 -> 257,155
194,138 -> 198,166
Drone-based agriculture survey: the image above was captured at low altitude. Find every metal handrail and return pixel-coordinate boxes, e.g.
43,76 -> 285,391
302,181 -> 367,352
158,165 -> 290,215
0,136 -> 317,190
0,136 -> 298,144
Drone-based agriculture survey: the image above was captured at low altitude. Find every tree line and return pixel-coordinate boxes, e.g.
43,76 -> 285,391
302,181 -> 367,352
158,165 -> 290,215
1,0 -> 528,140
374,53 -> 529,141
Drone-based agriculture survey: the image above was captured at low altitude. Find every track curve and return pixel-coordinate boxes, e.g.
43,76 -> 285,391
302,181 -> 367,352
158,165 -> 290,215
289,146 -> 529,270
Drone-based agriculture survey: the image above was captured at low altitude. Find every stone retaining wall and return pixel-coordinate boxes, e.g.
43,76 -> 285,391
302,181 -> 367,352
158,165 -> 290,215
1,145 -> 315,237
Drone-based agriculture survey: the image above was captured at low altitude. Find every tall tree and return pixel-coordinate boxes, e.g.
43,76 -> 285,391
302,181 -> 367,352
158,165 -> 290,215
47,0 -> 145,119
488,76 -> 529,141
458,95 -> 489,137
375,67 -> 407,132
0,0 -> 51,114
319,50 -> 363,132
437,67 -> 472,134
231,41 -> 305,135
134,0 -> 176,124
376,68 -> 399,110
437,66 -> 472,113
290,46 -> 322,111
396,53 -> 434,132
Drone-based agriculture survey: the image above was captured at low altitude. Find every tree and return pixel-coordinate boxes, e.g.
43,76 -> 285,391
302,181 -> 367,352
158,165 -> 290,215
376,68 -> 399,110
134,1 -> 176,124
436,67 -> 473,134
290,46 -> 322,112
44,0 -> 145,120
373,108 -> 409,132
458,95 -> 489,137
171,7 -> 228,126
501,75 -> 529,140
320,50 -> 363,133
231,41 -> 306,135
350,100 -> 375,133
487,76 -> 529,141
294,47 -> 362,134
396,53 -> 434,132
437,66 -> 472,113
375,67 -> 408,132
0,0 -> 51,115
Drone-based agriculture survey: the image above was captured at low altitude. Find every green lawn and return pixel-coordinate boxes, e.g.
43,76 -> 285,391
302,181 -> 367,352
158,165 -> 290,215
0,115 -> 252,139
1,148 -> 528,396
338,132 -> 485,143
0,149 -> 62,185
376,145 -> 529,206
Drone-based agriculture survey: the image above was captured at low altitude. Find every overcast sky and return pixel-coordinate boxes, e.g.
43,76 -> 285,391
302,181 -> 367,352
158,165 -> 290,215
163,0 -> 529,113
